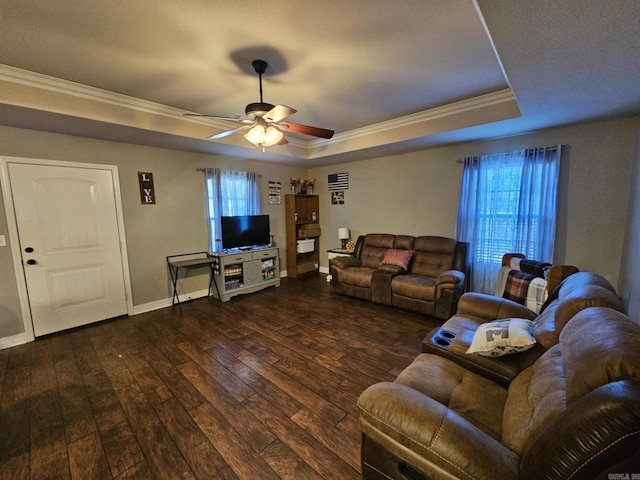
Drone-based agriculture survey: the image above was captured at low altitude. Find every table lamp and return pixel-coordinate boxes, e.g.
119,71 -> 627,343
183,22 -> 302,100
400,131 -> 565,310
338,227 -> 350,249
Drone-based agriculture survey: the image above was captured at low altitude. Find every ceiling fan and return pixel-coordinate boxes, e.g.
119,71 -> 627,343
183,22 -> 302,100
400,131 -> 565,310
185,59 -> 335,151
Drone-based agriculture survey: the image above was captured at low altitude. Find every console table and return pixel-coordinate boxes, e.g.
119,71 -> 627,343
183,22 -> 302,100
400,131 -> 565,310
211,246 -> 280,302
166,252 -> 217,308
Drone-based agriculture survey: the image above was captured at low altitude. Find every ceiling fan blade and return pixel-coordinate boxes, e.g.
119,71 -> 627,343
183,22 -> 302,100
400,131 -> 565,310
207,125 -> 251,140
277,136 -> 289,146
263,105 -> 297,123
184,113 -> 253,123
278,121 -> 335,139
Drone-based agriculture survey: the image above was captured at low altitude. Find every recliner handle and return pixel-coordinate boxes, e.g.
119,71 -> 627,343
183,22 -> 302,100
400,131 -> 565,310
399,462 -> 427,480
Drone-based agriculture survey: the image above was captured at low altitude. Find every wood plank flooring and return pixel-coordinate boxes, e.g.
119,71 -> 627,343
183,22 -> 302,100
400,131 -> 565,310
0,274 -> 440,479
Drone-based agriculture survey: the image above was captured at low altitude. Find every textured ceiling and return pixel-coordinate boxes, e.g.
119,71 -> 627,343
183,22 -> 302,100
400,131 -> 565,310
0,0 -> 639,166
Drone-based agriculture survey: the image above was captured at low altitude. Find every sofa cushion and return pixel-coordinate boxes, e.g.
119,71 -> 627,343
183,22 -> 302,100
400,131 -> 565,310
394,353 -> 507,440
391,275 -> 436,300
381,248 -> 414,270
408,236 -> 457,278
340,267 -> 377,288
532,284 -> 625,349
360,233 -> 395,268
393,234 -> 415,250
467,318 -> 536,357
501,344 -> 565,454
562,307 -> 640,404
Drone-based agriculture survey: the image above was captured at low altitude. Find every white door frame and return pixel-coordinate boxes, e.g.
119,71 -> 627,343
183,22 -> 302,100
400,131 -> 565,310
0,156 -> 134,345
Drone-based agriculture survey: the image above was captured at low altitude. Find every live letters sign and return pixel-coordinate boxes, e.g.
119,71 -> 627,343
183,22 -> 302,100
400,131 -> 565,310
138,172 -> 155,204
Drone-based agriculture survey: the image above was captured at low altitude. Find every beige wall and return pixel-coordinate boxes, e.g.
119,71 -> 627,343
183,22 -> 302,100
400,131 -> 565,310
0,115 -> 638,341
312,117 -> 637,291
619,115 -> 640,318
0,126 -> 308,339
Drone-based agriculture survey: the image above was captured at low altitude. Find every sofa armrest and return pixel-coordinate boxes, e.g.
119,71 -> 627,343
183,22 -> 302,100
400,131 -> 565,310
371,266 -> 405,305
329,255 -> 358,271
358,382 -> 519,479
435,269 -> 465,286
456,292 -> 537,321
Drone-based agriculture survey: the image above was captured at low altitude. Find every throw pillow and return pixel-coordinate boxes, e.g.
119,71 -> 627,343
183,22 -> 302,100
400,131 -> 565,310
466,318 -> 536,357
381,249 -> 414,270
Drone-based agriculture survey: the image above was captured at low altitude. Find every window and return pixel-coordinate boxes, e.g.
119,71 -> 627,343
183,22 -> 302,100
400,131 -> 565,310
456,146 -> 561,293
204,168 -> 260,252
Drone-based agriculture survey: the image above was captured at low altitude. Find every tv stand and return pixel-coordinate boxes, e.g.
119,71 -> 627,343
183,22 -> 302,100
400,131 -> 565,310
211,247 -> 280,302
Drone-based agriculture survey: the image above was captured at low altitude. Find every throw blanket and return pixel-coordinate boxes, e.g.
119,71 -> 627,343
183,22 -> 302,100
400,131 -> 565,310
502,270 -> 538,306
519,259 -> 552,279
496,267 -> 549,313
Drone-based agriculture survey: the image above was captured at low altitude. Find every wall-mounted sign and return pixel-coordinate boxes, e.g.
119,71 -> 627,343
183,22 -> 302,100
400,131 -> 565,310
138,172 -> 155,204
268,181 -> 281,204
328,172 -> 349,190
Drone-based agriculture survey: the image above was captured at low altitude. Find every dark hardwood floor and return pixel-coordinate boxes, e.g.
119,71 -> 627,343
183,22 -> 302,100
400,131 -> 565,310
0,274 -> 440,479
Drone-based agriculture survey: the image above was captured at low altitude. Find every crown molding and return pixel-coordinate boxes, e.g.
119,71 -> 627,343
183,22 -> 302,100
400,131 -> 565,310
0,64 -> 518,158
0,63 -> 238,130
310,88 -> 517,148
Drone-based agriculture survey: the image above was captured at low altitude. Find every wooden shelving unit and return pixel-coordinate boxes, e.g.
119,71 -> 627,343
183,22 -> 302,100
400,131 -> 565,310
285,194 -> 321,277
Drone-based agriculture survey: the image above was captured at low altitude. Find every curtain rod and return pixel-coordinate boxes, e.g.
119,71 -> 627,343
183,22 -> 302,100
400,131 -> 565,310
196,168 -> 262,177
456,144 -> 567,164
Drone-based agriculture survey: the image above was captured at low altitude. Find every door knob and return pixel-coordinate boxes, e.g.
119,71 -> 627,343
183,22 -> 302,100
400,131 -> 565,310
26,259 -> 37,265
25,247 -> 34,253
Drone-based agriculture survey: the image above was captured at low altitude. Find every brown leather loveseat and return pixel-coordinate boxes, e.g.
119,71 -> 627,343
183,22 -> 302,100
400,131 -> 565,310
357,273 -> 640,479
330,233 -> 468,320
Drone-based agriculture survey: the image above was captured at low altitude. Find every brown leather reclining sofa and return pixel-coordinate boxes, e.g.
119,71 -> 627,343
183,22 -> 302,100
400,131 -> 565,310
330,233 -> 468,320
358,272 -> 640,479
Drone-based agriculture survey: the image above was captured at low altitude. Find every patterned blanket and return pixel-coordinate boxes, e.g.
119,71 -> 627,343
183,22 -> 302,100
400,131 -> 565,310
502,270 -> 538,306
519,259 -> 552,279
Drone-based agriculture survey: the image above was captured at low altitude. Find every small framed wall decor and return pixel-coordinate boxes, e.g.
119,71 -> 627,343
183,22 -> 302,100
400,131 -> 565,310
331,191 -> 345,205
138,172 -> 155,204
268,181 -> 281,204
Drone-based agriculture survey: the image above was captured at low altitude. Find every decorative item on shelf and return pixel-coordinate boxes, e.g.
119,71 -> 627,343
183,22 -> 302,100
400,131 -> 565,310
312,211 -> 317,221
215,238 -> 222,252
338,227 -> 350,249
290,177 -> 315,195
346,240 -> 356,252
269,232 -> 276,247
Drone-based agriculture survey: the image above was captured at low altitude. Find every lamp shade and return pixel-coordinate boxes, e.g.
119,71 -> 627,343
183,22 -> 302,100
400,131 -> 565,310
338,228 -> 350,240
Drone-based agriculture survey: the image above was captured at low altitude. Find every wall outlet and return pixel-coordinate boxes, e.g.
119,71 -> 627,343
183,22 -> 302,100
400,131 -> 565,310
0,235 -> 6,247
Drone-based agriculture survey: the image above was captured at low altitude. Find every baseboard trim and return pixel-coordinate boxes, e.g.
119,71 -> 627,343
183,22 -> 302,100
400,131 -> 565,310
0,332 -> 31,350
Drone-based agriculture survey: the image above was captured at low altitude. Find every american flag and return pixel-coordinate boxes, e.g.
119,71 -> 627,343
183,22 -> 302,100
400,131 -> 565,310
328,172 -> 349,190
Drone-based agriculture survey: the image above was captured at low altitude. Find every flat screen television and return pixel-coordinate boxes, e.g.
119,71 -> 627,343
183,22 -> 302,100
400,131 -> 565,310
220,214 -> 270,250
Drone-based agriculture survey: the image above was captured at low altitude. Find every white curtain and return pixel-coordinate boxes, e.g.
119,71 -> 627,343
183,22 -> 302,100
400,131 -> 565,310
455,145 -> 561,293
204,168 -> 260,252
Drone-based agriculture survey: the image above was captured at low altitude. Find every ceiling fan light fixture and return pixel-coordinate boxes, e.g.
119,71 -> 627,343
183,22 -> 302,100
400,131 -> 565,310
187,59 -> 334,145
263,126 -> 283,146
244,124 -> 266,145
244,124 -> 283,150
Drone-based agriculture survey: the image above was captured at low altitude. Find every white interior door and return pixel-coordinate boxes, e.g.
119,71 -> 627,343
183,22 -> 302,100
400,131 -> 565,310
8,162 -> 129,336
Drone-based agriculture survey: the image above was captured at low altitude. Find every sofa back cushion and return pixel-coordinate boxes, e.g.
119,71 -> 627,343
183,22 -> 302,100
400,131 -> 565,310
394,235 -> 415,250
557,270 -> 616,295
503,307 -> 640,455
408,236 -> 458,278
502,342 -> 566,454
520,308 -> 640,479
562,307 -> 640,404
532,273 -> 625,349
360,234 -> 396,268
